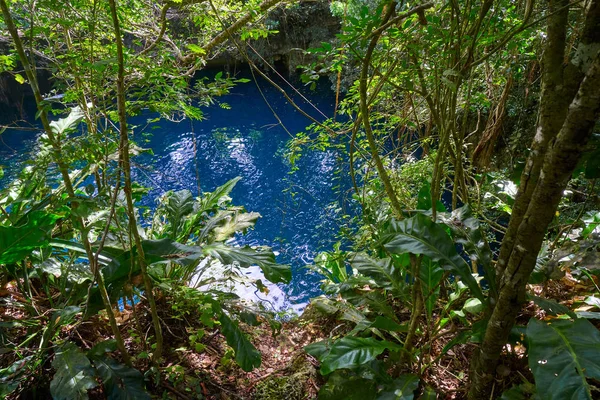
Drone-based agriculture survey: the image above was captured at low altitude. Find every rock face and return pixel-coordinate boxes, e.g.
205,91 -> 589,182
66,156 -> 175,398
0,1 -> 339,117
193,1 -> 341,72
248,1 -> 340,72
0,39 -> 52,123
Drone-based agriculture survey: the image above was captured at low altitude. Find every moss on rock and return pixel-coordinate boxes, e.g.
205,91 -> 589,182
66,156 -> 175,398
253,356 -> 315,400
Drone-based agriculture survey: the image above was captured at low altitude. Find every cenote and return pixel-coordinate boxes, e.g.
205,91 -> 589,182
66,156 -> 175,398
0,67 -> 351,313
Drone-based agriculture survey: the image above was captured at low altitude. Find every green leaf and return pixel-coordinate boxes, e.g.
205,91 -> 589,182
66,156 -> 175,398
203,243 -> 291,284
50,106 -> 85,135
0,211 -> 61,264
463,298 -> 484,315
444,205 -> 496,297
319,337 -> 401,375
383,214 -> 484,303
0,356 -> 34,398
50,343 -> 98,400
416,181 -> 446,212
370,316 -> 408,332
186,43 -> 206,54
212,211 -> 260,241
499,383 -> 536,400
528,295 -> 575,317
318,371 -> 377,400
527,318 -> 600,400
219,312 -> 261,371
418,386 -> 438,400
92,356 -> 150,400
161,190 -> 195,238
378,374 -> 419,400
349,253 -> 403,292
199,177 -> 241,212
87,340 -> 118,358
419,258 -> 443,317
305,339 -> 333,360
14,73 -> 25,84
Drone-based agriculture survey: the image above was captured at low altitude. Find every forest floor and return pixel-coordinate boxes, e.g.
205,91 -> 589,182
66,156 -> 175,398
2,273 -> 594,399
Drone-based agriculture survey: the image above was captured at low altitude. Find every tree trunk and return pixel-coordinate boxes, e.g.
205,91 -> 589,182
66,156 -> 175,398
469,6 -> 600,394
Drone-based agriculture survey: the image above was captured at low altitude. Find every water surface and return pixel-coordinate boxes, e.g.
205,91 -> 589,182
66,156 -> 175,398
0,68 -> 349,312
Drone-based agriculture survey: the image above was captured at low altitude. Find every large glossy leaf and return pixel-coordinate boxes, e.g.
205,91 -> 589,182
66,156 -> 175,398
419,258 -> 443,317
0,211 -> 60,264
419,386 -> 438,400
499,383 -> 536,400
378,374 -> 419,400
319,337 -> 402,375
102,239 -> 204,284
49,239 -> 114,266
219,312 -> 261,371
49,106 -> 84,135
416,181 -> 446,212
443,205 -> 496,297
0,356 -> 34,398
203,243 -> 291,284
527,318 -> 600,399
85,340 -> 149,400
212,211 -> 260,242
383,213 -> 484,302
199,177 -> 241,212
162,190 -> 194,238
50,343 -> 98,400
528,294 -> 575,318
318,371 -> 377,400
349,253 -> 402,292
93,357 -> 149,400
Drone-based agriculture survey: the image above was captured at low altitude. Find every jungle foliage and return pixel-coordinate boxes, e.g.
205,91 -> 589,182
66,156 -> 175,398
0,0 -> 599,399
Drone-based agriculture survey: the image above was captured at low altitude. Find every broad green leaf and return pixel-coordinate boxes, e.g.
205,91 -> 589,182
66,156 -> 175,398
203,243 -> 291,284
50,106 -> 84,135
186,43 -> 205,54
444,205 -> 496,297
383,214 -> 484,302
319,337 -> 402,375
49,239 -> 114,266
463,298 -> 484,315
419,258 -> 443,317
219,312 -> 261,371
378,374 -> 419,400
499,383 -> 536,399
370,316 -> 408,332
318,371 -> 377,400
92,356 -> 150,400
0,356 -> 34,398
0,211 -> 60,264
212,211 -> 260,241
584,296 -> 600,308
199,177 -> 241,212
311,297 -> 340,315
305,339 -> 333,360
527,318 -> 600,400
418,386 -> 438,400
528,295 -> 575,317
349,253 -> 402,292
416,181 -> 446,212
161,190 -> 194,238
87,340 -> 118,358
50,343 -> 98,400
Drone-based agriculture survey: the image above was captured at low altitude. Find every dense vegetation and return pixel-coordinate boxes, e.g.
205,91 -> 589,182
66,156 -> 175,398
0,0 -> 599,399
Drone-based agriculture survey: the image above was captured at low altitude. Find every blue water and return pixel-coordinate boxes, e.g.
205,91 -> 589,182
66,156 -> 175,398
0,68 -> 350,311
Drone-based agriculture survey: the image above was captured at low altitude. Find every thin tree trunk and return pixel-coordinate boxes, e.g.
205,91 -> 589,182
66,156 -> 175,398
468,48 -> 600,400
0,0 -> 131,365
108,0 -> 164,363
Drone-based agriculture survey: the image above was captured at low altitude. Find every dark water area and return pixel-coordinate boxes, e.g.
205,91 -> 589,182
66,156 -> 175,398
0,67 -> 352,313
